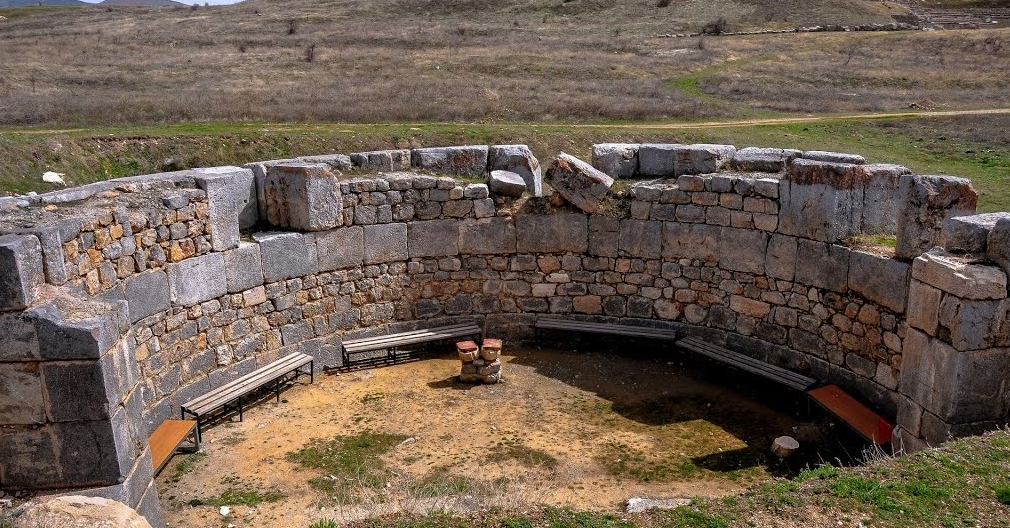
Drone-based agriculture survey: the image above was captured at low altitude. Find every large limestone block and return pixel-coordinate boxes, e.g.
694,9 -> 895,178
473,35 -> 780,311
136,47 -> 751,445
719,227 -> 768,274
29,301 -> 122,361
941,212 -> 1010,254
253,232 -> 318,283
662,222 -> 719,262
0,234 -> 43,311
988,217 -> 1010,276
638,144 -> 682,177
674,144 -> 736,176
848,251 -> 910,313
0,363 -> 45,424
15,496 -> 154,528
765,234 -> 798,281
591,143 -> 639,179
907,279 -> 943,335
730,147 -> 801,173
795,239 -> 850,292
802,150 -> 866,164
223,242 -> 264,293
0,312 -> 39,362
316,227 -> 364,271
299,153 -> 353,171
937,295 -> 1009,351
363,223 -> 408,264
488,170 -> 528,197
861,164 -> 911,234
408,219 -> 459,258
459,217 -> 517,255
489,145 -> 542,196
618,220 -> 662,259
166,253 -> 227,306
911,249 -> 1006,300
264,163 -> 343,231
193,166 -> 256,249
588,216 -> 620,257
123,271 -> 170,322
411,145 -> 489,177
350,149 -> 411,171
516,214 -> 588,254
778,159 -> 865,243
895,174 -> 978,259
545,153 -> 614,214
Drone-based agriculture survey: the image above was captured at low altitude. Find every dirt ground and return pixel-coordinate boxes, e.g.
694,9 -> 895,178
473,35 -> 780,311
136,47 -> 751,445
158,344 -> 843,528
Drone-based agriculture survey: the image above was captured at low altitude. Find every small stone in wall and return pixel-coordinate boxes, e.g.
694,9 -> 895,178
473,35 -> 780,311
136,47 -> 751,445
545,153 -> 614,214
488,170 -> 528,197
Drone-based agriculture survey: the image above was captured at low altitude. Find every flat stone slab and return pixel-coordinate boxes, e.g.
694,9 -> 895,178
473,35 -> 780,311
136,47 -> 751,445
489,145 -> 542,196
674,144 -> 736,175
591,143 -> 639,179
625,497 -> 691,514
802,150 -> 866,164
912,249 -> 1007,300
545,152 -> 614,214
488,170 -> 527,197
411,146 -> 489,177
731,147 -> 802,173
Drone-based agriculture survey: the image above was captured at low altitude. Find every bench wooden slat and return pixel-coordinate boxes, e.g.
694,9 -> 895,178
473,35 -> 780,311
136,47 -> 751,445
149,419 -> 197,475
343,324 -> 481,353
183,353 -> 312,413
678,336 -> 816,391
535,319 -> 677,339
345,324 -> 477,344
809,384 -> 893,445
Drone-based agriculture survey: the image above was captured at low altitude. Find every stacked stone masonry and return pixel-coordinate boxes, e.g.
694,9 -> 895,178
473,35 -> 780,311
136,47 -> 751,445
0,142 -> 1004,527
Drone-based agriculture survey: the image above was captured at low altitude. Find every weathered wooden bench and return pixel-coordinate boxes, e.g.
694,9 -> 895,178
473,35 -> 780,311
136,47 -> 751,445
676,336 -> 816,391
181,352 -> 314,441
149,419 -> 199,476
534,316 -> 679,342
808,384 -> 893,445
342,323 -> 482,366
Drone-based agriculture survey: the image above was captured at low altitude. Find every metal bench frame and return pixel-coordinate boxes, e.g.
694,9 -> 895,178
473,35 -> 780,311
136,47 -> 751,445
181,352 -> 314,442
341,322 -> 482,367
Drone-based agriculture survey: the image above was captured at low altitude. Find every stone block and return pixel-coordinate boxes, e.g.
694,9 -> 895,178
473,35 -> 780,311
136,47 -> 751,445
662,223 -> 719,262
618,220 -> 662,259
937,295 -> 1007,351
730,147 -> 801,173
907,280 -> 942,335
124,270 -> 170,322
408,219 -> 460,258
263,163 -> 343,231
42,359 -> 116,422
253,231 -> 318,283
166,253 -> 227,306
316,227 -> 364,271
802,150 -> 866,164
795,239 -> 849,292
861,164 -> 911,234
988,217 -> 1010,276
848,251 -> 910,313
0,234 -> 43,311
591,143 -> 639,178
718,228 -> 768,274
459,218 -> 517,255
638,144 -> 681,177
545,153 -> 614,214
194,166 -> 256,248
516,214 -> 588,254
489,144 -> 542,196
27,224 -> 70,286
223,242 -> 264,293
54,419 -> 130,485
30,302 -> 122,361
942,212 -> 1010,254
0,364 -> 45,424
674,144 -> 736,175
0,425 -> 61,488
911,249 -> 1006,300
588,216 -> 620,258
363,223 -> 408,264
488,170 -> 527,197
778,159 -> 864,243
765,234 -> 797,281
350,149 -> 411,171
896,174 -> 978,259
298,153 -> 353,171
0,312 -> 39,362
411,145 -> 489,177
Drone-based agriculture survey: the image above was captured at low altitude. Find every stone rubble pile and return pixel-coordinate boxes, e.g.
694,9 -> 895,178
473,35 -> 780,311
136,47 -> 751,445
457,338 -> 503,384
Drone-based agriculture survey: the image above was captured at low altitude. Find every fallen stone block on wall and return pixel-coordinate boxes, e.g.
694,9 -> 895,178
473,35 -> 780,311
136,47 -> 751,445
488,170 -> 528,197
802,150 -> 866,165
489,145 -> 542,196
674,144 -> 736,176
941,212 -> 1010,254
0,234 -> 44,311
730,147 -> 801,173
591,143 -> 639,179
263,163 -> 343,232
412,146 -> 489,177
896,174 -> 978,259
545,153 -> 614,214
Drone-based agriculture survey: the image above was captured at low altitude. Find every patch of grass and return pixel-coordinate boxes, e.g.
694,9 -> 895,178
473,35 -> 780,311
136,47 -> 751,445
187,488 -> 285,508
488,438 -> 559,470
795,463 -> 839,482
995,484 -> 1010,505
166,451 -> 206,484
361,392 -> 386,404
598,441 -> 690,483
286,430 -> 408,503
661,504 -> 731,528
308,519 -> 339,528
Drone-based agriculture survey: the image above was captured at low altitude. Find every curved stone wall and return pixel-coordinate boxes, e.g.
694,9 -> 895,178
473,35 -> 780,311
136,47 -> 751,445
2,143 -> 1007,527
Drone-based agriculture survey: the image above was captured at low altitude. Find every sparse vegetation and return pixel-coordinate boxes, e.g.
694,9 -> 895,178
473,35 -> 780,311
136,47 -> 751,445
166,451 -> 206,484
187,488 -> 285,507
286,431 -> 409,503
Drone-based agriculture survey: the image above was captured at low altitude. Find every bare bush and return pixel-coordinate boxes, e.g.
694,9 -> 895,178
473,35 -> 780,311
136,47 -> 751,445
305,43 -> 316,63
701,17 -> 728,35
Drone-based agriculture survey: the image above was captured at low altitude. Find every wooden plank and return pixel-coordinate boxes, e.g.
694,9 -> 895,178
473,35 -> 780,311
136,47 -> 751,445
149,419 -> 197,475
677,337 -> 815,391
535,318 -> 677,339
809,384 -> 893,445
183,353 -> 311,413
344,326 -> 481,353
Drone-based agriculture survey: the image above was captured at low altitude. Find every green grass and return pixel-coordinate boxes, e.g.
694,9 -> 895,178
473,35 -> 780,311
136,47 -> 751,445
487,438 -> 559,470
186,488 -> 285,508
309,520 -> 339,528
166,451 -> 207,484
286,430 -> 409,503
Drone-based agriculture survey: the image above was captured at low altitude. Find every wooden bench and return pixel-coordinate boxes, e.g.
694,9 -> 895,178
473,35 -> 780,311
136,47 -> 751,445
149,419 -> 199,476
676,336 -> 816,391
534,316 -> 679,342
181,352 -> 314,441
808,384 -> 893,445
342,323 -> 482,366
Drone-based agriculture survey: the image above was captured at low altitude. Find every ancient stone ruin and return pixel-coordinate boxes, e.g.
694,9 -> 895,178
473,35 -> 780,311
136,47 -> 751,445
1,142 -> 1008,527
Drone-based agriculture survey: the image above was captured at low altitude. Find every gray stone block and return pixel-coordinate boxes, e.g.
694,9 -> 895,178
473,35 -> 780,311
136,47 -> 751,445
488,170 -> 527,197
124,271 -> 170,323
408,219 -> 459,258
545,153 -> 614,214
911,249 -> 1006,300
459,218 -> 517,255
861,164 -> 911,234
363,223 -> 408,264
719,227 -> 768,274
516,214 -> 588,254
0,424 -> 61,488
489,145 -> 543,196
802,150 -> 866,165
167,253 -> 227,306
223,242 -> 264,293
0,234 -> 43,311
937,295 -> 1006,351
264,163 -> 343,231
591,143 -> 639,178
941,212 -> 1010,254
299,153 -> 353,171
638,144 -> 682,177
41,357 -> 119,422
778,159 -> 864,243
795,239 -> 850,292
848,251 -> 910,313
350,149 -> 411,171
0,312 -> 39,362
411,145 -> 489,177
618,220 -> 662,259
907,279 -> 942,335
674,144 -> 736,176
988,217 -> 1010,276
194,166 -> 257,245
54,418 -> 130,485
765,234 -> 797,281
662,222 -> 719,262
730,147 -> 801,173
0,364 -> 45,425
896,174 -> 978,260
30,302 -> 121,361
136,482 -> 165,528
588,216 -> 620,258
26,225 -> 70,286
254,232 -> 318,283
316,227 -> 364,271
